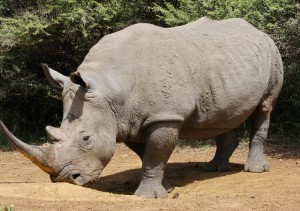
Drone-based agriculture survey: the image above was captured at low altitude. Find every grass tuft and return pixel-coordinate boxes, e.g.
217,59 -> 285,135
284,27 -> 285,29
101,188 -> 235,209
0,205 -> 15,211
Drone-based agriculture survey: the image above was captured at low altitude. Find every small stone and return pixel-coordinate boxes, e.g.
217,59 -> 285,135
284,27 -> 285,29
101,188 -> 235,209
172,192 -> 179,199
251,196 -> 256,199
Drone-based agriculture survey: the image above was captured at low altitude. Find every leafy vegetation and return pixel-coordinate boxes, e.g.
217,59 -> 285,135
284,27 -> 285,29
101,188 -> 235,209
0,0 -> 299,145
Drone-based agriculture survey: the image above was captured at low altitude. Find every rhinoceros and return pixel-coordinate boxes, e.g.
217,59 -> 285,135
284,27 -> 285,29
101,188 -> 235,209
0,17 -> 283,198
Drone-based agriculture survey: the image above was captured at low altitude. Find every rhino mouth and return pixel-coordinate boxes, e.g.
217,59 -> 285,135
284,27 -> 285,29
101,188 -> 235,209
51,171 -> 92,186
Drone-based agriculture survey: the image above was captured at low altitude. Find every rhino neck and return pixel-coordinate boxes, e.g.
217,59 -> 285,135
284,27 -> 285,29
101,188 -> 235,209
104,73 -> 140,143
76,58 -> 140,143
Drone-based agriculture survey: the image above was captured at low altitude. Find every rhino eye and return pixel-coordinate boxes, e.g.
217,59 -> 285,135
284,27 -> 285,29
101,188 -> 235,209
83,136 -> 90,141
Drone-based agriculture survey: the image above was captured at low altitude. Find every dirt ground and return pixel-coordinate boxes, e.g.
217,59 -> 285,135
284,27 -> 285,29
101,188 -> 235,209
0,142 -> 299,211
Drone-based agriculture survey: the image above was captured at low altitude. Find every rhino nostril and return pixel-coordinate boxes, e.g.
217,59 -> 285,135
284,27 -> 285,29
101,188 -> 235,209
71,173 -> 81,180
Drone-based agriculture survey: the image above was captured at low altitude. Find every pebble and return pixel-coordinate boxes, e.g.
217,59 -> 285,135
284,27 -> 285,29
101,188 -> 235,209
172,192 -> 179,199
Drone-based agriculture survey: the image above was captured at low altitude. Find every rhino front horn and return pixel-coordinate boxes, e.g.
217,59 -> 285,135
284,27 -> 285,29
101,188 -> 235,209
0,121 -> 55,174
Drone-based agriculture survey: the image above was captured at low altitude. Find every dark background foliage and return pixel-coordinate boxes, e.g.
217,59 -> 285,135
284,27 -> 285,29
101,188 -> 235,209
0,0 -> 299,147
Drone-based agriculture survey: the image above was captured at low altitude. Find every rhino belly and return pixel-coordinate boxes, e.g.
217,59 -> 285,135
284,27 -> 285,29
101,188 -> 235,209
179,108 -> 255,140
179,87 -> 262,140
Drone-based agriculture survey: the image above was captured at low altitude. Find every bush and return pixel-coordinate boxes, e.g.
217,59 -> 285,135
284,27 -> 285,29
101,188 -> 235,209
270,12 -> 300,138
0,0 -> 299,144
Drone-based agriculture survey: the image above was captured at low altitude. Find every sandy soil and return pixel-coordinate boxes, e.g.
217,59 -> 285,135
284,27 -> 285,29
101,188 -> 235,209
0,142 -> 299,211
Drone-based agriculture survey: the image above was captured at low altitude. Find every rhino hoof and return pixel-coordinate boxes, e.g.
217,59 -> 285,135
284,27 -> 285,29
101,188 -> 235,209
134,184 -> 168,198
244,160 -> 270,173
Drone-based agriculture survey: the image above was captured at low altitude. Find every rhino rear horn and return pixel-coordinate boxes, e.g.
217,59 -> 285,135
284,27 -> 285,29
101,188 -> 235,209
0,121 -> 55,174
46,126 -> 66,142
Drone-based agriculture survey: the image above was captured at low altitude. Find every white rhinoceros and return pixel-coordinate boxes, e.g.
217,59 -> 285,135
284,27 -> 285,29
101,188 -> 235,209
0,17 -> 283,198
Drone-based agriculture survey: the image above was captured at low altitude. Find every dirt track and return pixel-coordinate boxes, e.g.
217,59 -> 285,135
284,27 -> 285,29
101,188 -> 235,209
0,143 -> 299,210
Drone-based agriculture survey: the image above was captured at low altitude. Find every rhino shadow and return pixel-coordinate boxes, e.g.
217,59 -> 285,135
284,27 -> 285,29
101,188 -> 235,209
87,162 -> 243,195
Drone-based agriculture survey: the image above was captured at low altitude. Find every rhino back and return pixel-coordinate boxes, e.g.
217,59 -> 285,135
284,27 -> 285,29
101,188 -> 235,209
78,18 -> 279,139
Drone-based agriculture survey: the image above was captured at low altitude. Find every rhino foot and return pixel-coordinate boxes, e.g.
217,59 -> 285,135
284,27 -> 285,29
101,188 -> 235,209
202,160 -> 232,172
244,159 -> 270,173
134,179 -> 168,198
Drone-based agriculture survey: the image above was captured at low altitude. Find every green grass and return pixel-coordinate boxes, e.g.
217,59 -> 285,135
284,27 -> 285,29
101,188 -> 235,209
0,205 -> 15,211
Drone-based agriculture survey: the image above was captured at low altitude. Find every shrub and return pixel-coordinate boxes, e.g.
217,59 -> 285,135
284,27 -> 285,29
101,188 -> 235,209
0,0 -> 299,144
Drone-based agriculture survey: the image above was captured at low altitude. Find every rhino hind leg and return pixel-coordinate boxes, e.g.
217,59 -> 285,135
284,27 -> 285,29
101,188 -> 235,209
203,130 -> 239,172
244,43 -> 283,173
244,105 -> 272,173
125,142 -> 174,193
134,122 -> 179,198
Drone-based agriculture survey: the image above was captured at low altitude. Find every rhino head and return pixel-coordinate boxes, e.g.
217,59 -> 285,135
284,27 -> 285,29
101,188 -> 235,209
0,64 -> 119,186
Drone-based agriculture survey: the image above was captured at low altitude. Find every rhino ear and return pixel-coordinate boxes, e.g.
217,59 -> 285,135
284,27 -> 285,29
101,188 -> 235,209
41,63 -> 68,89
70,72 -> 87,89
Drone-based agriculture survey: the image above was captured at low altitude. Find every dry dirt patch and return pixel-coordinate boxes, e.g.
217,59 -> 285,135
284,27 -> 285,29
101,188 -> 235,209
0,143 -> 299,210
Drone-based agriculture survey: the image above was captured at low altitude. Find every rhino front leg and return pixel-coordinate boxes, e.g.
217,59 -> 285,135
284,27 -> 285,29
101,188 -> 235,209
124,142 -> 145,159
134,122 -> 179,198
203,130 -> 239,172
245,106 -> 271,172
125,142 -> 173,193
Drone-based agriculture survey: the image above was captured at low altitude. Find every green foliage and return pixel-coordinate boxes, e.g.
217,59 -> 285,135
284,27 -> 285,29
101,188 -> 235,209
270,11 -> 300,137
0,0 -> 299,145
154,0 -> 296,30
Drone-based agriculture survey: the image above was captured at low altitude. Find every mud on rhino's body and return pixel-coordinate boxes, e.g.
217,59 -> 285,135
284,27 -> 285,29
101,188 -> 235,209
0,18 -> 283,198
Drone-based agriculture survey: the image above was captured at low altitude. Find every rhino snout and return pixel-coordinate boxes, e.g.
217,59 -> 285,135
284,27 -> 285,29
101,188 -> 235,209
50,170 -> 96,186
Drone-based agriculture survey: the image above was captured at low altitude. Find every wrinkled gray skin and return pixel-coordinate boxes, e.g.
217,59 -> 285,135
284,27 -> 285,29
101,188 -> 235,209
0,18 -> 283,198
